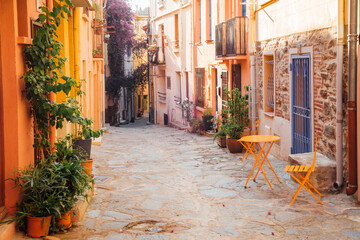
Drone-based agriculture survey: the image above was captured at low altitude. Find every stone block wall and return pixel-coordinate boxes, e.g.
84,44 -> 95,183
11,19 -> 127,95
255,27 -> 348,161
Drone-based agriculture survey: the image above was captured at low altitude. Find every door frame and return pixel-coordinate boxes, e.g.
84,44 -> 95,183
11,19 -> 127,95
289,46 -> 314,153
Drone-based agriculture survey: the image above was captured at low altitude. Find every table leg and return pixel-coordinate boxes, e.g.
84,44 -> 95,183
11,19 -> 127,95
245,142 -> 273,189
253,141 -> 281,184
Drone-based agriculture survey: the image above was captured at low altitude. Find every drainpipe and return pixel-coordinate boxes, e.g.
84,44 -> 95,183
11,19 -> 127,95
333,0 -> 345,190
47,0 -> 56,150
249,0 -> 257,131
346,0 -> 358,195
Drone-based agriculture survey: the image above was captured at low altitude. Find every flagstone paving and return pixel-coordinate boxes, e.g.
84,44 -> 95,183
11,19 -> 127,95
13,118 -> 360,239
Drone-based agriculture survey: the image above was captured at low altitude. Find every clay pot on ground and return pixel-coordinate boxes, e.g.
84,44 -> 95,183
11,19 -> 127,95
81,158 -> 93,176
217,136 -> 226,148
226,137 -> 243,153
56,211 -> 72,229
27,216 -> 51,238
202,115 -> 214,131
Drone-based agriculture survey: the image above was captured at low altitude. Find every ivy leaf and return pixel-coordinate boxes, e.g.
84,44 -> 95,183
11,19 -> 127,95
62,5 -> 71,16
38,14 -> 47,23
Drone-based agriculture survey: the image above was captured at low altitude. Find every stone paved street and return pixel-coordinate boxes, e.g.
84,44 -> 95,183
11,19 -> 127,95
14,118 -> 360,239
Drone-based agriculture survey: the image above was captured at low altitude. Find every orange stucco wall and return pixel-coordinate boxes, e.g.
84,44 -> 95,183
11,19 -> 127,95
0,0 -> 45,214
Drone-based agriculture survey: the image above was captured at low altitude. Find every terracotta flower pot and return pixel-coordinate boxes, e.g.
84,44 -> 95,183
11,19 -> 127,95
226,137 -> 243,153
27,215 -> 51,238
56,211 -> 72,229
217,135 -> 226,148
81,158 -> 93,176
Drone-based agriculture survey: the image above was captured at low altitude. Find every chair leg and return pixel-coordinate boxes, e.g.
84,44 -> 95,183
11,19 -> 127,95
288,172 -> 323,205
295,172 -> 323,197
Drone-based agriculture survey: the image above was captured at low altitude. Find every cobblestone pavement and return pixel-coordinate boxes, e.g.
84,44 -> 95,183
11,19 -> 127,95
14,118 -> 360,239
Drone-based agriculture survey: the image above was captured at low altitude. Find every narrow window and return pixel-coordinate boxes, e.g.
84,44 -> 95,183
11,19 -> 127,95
264,55 -> 275,115
195,68 -> 205,107
174,14 -> 179,48
206,0 -> 212,40
167,76 -> 171,89
242,0 -> 246,17
195,0 -> 201,43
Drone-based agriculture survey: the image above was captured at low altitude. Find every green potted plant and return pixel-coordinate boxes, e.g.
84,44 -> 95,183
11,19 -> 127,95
190,117 -> 204,135
73,118 -> 104,158
53,159 -> 92,230
222,87 -> 249,153
3,161 -> 65,237
92,47 -> 102,58
202,107 -> 214,131
213,128 -> 226,148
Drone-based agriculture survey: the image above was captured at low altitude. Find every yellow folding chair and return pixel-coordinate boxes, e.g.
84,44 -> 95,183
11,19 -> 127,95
241,119 -> 260,162
284,137 -> 323,205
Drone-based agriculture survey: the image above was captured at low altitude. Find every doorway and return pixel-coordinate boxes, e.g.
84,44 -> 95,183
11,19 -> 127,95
291,54 -> 311,154
232,64 -> 241,92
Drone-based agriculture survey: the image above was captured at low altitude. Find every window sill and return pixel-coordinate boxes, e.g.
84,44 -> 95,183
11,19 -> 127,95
264,111 -> 275,118
195,105 -> 205,112
82,13 -> 90,22
17,36 -> 32,45
194,42 -> 202,46
205,39 -> 214,44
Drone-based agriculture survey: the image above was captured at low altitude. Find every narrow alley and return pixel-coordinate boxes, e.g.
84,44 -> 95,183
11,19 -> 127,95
15,118 -> 360,240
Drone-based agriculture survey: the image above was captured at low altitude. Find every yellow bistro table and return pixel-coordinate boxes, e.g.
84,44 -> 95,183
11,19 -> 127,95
239,135 -> 281,189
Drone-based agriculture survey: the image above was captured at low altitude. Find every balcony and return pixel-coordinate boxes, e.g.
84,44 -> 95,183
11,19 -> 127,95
215,22 -> 226,57
149,47 -> 165,65
215,17 -> 248,58
158,92 -> 166,103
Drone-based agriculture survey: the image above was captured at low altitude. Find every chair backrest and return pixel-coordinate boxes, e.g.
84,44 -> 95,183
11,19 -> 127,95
310,137 -> 318,171
254,119 -> 261,135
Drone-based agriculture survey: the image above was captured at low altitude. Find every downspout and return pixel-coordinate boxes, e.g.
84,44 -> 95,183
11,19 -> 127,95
74,8 -> 80,95
249,0 -> 256,132
47,0 -> 56,150
333,0 -> 345,190
346,0 -> 358,195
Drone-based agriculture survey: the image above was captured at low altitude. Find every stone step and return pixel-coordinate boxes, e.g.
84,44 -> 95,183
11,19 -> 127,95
169,121 -> 188,130
288,152 -> 336,193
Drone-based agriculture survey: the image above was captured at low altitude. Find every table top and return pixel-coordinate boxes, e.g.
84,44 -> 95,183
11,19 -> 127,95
239,135 -> 280,143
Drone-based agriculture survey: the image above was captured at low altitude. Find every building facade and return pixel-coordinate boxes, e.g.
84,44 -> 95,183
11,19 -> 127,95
0,0 -> 105,238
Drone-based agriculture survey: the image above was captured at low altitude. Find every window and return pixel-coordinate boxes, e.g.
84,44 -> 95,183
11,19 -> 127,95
206,0 -> 212,40
167,76 -> 171,89
31,18 -> 43,38
242,0 -> 246,17
175,72 -> 182,103
221,71 -> 228,105
264,55 -> 275,114
174,14 -> 179,48
195,68 -> 205,107
195,0 -> 201,42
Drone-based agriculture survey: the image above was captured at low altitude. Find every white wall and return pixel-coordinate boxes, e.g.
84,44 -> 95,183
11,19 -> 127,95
257,0 -> 338,41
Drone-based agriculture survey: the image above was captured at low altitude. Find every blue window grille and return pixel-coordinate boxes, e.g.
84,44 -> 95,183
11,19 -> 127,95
265,60 -> 274,109
242,0 -> 246,17
291,55 -> 311,154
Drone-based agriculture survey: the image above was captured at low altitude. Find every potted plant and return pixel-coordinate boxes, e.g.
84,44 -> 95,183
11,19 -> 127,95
222,87 -> 249,153
202,107 -> 214,131
92,47 -> 102,58
190,117 -> 204,135
73,118 -> 104,158
213,128 -> 226,148
3,161 -> 66,237
53,159 -> 92,230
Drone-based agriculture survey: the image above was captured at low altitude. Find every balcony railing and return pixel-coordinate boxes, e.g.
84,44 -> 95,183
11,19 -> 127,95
149,47 -> 165,65
158,92 -> 166,103
215,16 -> 248,57
215,22 -> 226,57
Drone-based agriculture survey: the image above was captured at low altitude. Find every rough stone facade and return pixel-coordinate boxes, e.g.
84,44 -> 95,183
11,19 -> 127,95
255,27 -> 348,162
